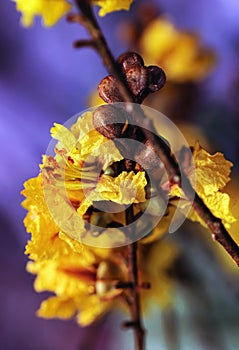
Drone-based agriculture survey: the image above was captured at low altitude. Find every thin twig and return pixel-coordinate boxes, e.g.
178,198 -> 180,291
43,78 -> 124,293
125,206 -> 145,350
122,159 -> 145,349
69,0 -> 134,102
73,39 -> 97,49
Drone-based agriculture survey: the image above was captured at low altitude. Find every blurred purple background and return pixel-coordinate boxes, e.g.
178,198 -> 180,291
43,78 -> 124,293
1,0 -> 239,349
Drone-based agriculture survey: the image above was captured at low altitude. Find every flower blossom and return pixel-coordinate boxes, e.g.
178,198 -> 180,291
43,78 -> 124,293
94,0 -> 134,16
13,0 -> 72,27
22,109 -> 236,326
170,143 -> 236,229
140,18 -> 215,82
22,111 -> 176,325
13,0 -> 134,27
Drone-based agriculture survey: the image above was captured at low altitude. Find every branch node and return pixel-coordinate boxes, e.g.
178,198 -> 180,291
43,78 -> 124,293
73,39 -> 97,49
121,320 -> 138,330
67,13 -> 83,24
115,281 -> 134,289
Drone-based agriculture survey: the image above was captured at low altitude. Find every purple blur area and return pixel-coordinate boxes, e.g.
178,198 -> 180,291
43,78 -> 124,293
1,0 -> 239,349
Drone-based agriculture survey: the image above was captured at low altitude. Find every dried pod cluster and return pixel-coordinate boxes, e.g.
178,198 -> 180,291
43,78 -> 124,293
94,52 -> 167,171
93,104 -> 165,171
98,52 -> 166,104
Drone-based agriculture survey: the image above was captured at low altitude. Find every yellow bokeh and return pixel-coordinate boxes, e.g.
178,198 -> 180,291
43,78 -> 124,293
13,0 -> 72,27
140,18 -> 215,82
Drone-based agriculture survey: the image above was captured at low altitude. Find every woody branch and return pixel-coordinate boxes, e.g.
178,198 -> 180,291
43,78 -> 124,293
70,0 -> 239,274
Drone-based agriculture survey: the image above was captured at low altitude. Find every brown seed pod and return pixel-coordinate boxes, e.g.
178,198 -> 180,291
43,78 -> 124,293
98,75 -> 124,104
93,105 -> 128,139
125,65 -> 148,99
117,52 -> 144,73
98,52 -> 166,104
147,66 -> 166,92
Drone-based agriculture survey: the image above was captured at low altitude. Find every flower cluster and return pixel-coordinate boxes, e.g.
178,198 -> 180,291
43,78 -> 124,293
13,0 -> 134,26
22,107 -> 237,325
13,0 -> 72,26
22,111 -> 176,325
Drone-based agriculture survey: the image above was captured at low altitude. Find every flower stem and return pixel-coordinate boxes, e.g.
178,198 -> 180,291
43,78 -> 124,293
69,0 -> 134,102
126,206 -> 145,350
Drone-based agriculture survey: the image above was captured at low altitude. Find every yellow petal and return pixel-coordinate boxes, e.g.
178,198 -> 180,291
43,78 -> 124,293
38,294 -> 110,326
193,144 -> 233,196
51,123 -> 76,154
169,145 -> 236,230
76,295 -> 110,326
22,175 -> 71,260
13,0 -> 72,27
27,255 -> 95,297
37,296 -> 77,319
79,171 -> 147,209
189,146 -> 236,228
188,191 -> 236,229
71,112 -> 123,167
94,0 -> 133,16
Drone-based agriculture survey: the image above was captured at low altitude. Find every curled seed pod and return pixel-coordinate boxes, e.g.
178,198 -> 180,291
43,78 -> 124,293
147,66 -> 166,92
117,51 -> 144,73
125,65 -> 148,99
134,139 -> 162,170
113,138 -> 136,160
98,75 -> 124,103
93,105 -> 127,139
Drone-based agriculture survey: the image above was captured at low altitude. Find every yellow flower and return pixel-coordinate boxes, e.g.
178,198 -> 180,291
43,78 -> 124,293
78,171 -> 147,216
140,18 -> 215,82
22,111 -> 150,248
22,174 -> 71,260
27,248 -> 128,326
21,109 -> 180,325
13,0 -> 72,27
26,235 -> 177,326
170,143 -> 237,229
41,112 -> 148,244
22,174 -> 177,325
26,109 -> 237,327
94,0 -> 134,16
13,0 -> 134,26
22,172 -> 176,324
